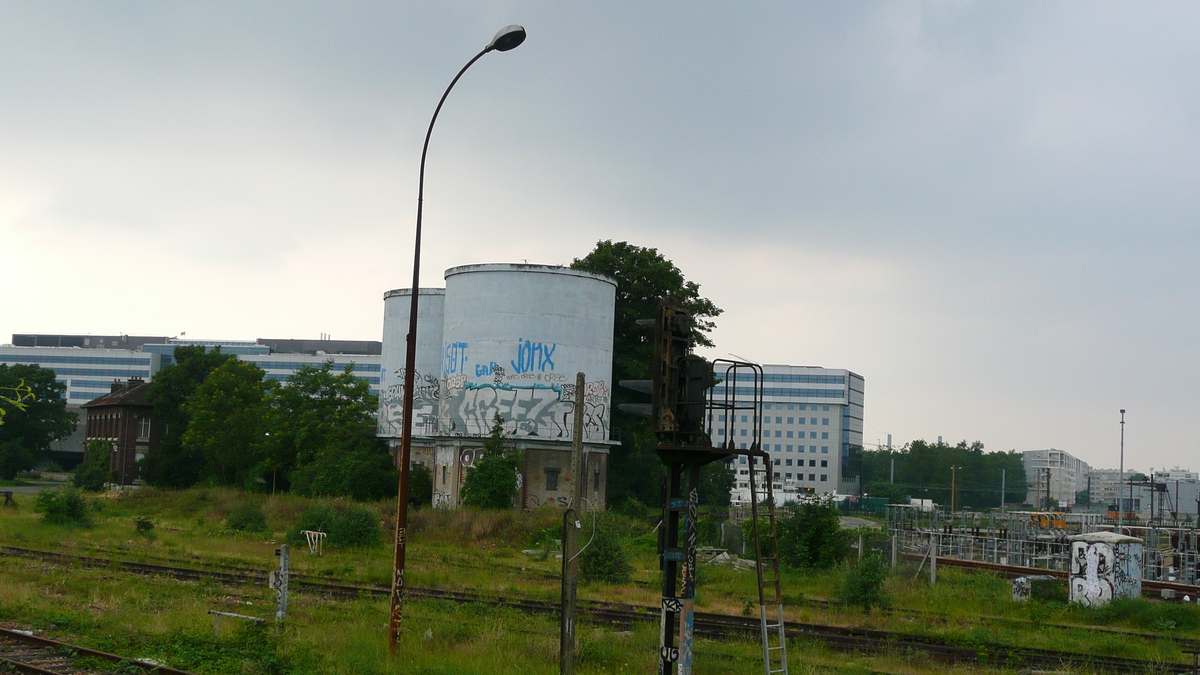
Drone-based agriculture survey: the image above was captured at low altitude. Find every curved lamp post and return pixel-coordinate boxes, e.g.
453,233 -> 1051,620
389,24 -> 527,651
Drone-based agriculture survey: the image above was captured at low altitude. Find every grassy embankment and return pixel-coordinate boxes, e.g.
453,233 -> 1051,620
0,487 -> 1197,674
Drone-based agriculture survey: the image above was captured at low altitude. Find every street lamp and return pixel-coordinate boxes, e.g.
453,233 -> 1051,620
1118,409 -> 1125,534
388,24 -> 527,652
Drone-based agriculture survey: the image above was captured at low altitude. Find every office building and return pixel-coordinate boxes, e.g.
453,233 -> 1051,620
713,364 -> 865,502
2,334 -> 382,464
1023,449 -> 1091,508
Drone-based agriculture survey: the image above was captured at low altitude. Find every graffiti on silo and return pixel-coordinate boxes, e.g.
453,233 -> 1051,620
377,368 -> 441,437
440,353 -> 609,440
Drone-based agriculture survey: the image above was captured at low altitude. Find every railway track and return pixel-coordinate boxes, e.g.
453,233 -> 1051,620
0,626 -> 195,675
3,545 -> 1195,673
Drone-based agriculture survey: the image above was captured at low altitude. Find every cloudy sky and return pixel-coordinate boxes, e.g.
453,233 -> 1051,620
3,2 -> 1197,472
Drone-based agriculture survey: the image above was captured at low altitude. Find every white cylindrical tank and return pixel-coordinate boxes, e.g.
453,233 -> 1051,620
379,288 -> 445,438
439,264 -> 615,441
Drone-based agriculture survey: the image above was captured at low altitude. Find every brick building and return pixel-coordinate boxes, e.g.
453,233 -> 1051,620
81,377 -> 163,486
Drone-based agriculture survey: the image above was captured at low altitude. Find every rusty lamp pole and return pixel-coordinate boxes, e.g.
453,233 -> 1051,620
388,24 -> 527,653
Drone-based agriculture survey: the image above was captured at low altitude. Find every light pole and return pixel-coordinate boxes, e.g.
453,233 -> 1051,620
388,24 -> 527,652
1117,409 -> 1125,534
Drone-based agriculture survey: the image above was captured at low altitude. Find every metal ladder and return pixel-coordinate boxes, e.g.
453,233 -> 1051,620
747,446 -> 788,675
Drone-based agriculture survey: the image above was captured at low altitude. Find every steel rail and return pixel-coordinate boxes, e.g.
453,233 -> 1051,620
3,545 -> 1194,673
0,627 -> 195,675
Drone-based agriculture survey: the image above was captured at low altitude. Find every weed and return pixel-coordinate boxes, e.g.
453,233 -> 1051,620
35,486 -> 95,527
225,502 -> 269,533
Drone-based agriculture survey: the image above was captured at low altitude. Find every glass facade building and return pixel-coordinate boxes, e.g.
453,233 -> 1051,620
712,364 -> 864,501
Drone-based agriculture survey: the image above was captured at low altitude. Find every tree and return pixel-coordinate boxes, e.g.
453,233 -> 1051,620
289,422 -> 397,501
859,440 -> 1026,510
461,416 -> 521,510
570,241 -> 723,508
141,346 -> 235,488
775,494 -> 849,571
0,364 -> 77,479
262,361 -> 378,491
182,359 -> 271,486
699,461 -> 735,508
74,439 -> 114,491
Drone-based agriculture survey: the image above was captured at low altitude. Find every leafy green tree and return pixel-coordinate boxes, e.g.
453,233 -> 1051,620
289,422 -> 396,501
776,494 -> 849,571
141,346 -> 235,488
0,364 -> 77,478
699,461 -> 735,508
74,439 -> 113,491
570,241 -> 723,509
262,361 -> 377,491
461,416 -> 521,510
860,440 -> 1026,510
182,359 -> 271,486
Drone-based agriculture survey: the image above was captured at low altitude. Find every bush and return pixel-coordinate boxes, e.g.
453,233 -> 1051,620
775,494 -> 849,571
579,514 -> 632,584
837,554 -> 891,611
225,502 -> 269,532
408,464 -> 432,508
0,440 -> 35,481
289,502 -> 381,549
460,416 -> 520,510
35,487 -> 95,527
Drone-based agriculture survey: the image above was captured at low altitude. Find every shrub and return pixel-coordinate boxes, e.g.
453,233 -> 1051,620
775,494 -> 849,571
837,554 -> 891,611
289,502 -> 382,549
226,502 -> 269,533
408,464 -> 433,508
35,487 -> 94,527
460,416 -> 520,510
612,497 -> 647,519
579,514 -> 632,584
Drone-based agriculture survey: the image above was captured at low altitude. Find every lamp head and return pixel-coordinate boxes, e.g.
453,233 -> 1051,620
488,25 -> 526,52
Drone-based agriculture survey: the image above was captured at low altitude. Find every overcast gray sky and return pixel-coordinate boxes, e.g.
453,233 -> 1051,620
3,2 -> 1197,472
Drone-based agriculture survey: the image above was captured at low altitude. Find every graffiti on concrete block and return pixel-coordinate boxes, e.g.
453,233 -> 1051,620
525,493 -> 570,509
1069,539 -> 1142,607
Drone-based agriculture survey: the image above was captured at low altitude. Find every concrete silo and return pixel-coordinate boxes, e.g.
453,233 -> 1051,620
378,288 -> 445,439
438,264 -> 616,443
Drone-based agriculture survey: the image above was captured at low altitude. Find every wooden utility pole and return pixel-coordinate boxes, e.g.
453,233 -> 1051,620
560,372 -> 586,675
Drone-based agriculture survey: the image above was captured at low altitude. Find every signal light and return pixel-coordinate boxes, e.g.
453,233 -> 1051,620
618,297 -> 711,448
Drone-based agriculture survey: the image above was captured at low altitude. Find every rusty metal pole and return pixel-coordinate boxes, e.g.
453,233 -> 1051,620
560,372 -> 586,674
388,26 -> 527,653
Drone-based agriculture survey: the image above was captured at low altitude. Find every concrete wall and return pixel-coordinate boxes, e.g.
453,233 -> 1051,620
439,264 -> 615,442
379,289 -> 445,439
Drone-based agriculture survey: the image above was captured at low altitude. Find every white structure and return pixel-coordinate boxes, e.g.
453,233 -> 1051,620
718,364 -> 865,502
378,288 -> 446,438
1068,531 -> 1143,607
0,345 -> 161,404
1088,468 -> 1139,512
1023,449 -> 1091,508
378,264 -> 618,510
